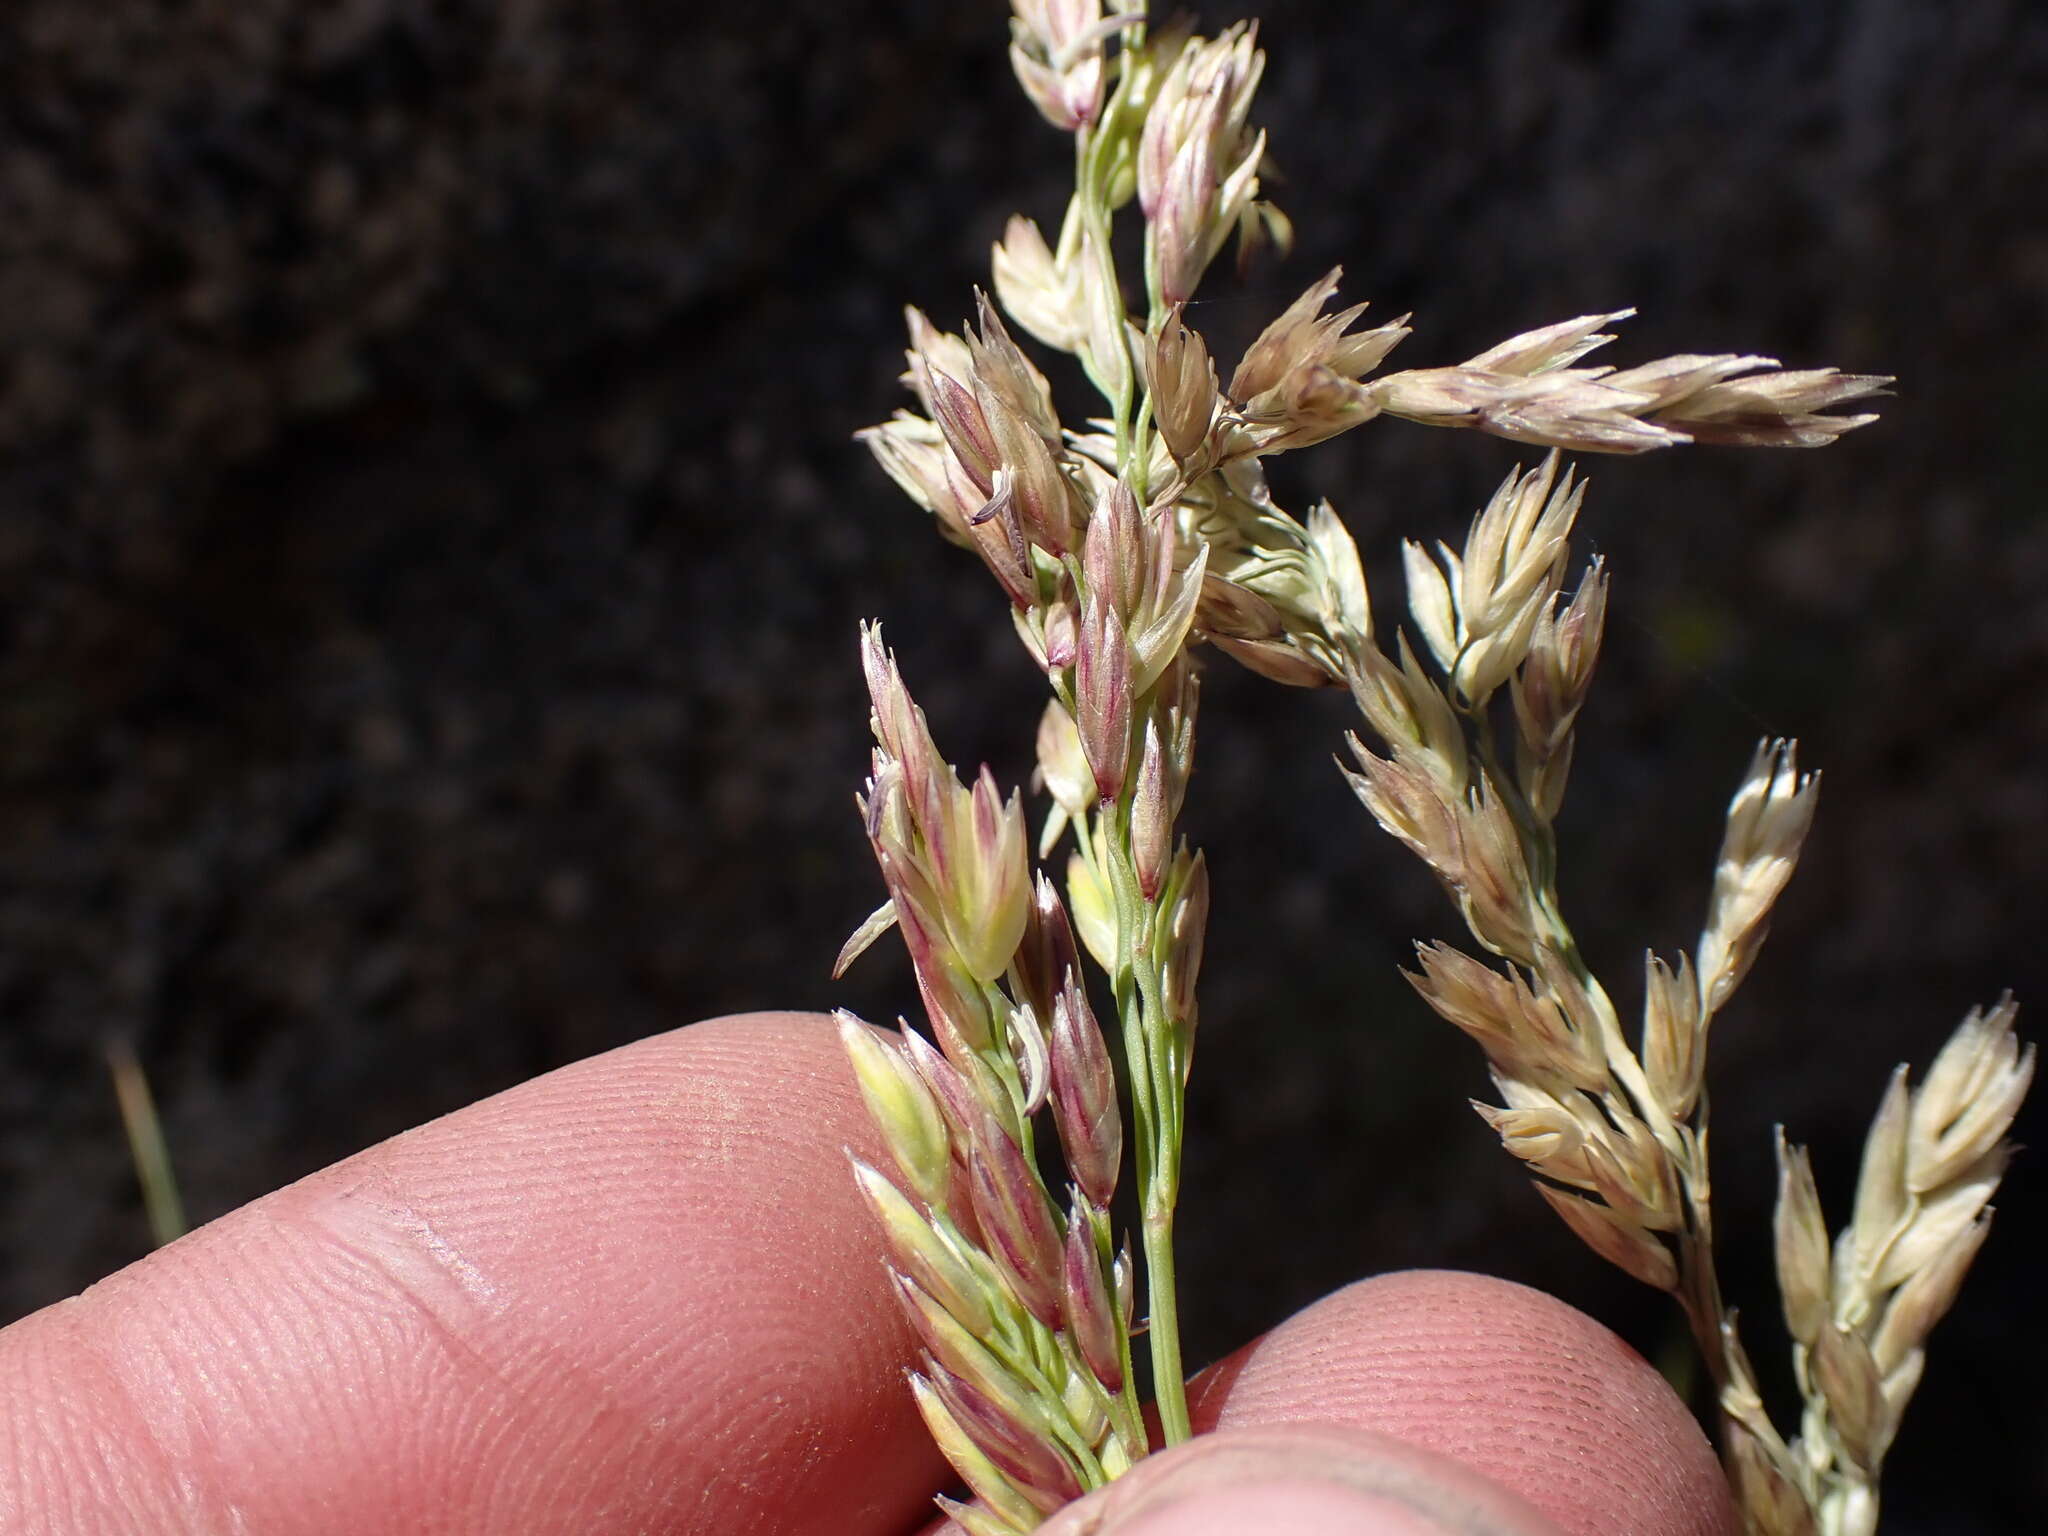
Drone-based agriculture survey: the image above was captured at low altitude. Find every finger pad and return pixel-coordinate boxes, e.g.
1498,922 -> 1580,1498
1187,1271 -> 1735,1536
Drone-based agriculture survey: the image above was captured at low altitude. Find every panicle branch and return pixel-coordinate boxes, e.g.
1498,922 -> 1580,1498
1329,464 -> 2023,1536
1370,312 -> 1891,454
836,628 -> 1151,1530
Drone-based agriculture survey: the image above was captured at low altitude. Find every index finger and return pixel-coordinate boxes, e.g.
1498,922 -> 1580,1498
0,1012 -> 946,1534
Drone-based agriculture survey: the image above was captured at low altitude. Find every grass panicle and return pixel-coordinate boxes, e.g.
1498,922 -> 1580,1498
839,4 -> 2020,1530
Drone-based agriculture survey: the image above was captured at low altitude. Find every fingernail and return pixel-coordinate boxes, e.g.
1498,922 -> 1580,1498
1035,1426 -> 1564,1536
1111,1479 -> 1465,1535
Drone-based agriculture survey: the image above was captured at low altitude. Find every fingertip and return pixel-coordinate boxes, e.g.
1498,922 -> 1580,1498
1109,1483 -> 1487,1536
1188,1270 -> 1736,1536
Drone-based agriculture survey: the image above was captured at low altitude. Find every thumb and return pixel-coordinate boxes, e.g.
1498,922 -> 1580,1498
1033,1424 -> 1566,1535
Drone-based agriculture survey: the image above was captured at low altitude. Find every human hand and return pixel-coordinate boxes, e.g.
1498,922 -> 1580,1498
0,1013 -> 1734,1534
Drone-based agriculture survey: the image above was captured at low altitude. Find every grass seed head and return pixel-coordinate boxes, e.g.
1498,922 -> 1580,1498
838,1013 -> 955,1209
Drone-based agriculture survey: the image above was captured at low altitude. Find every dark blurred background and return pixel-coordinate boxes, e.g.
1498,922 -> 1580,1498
3,1 -> 2042,1529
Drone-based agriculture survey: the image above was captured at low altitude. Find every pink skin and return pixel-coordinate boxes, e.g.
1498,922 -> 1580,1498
0,1013 -> 1735,1535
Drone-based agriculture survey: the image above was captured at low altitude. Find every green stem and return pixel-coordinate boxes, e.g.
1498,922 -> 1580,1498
1069,58 -> 1196,1444
1073,135 -> 1137,478
1139,1186 -> 1189,1445
1086,1203 -> 1150,1458
1135,872 -> 1190,1447
1101,803 -> 1191,1447
1015,1332 -> 1112,1482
